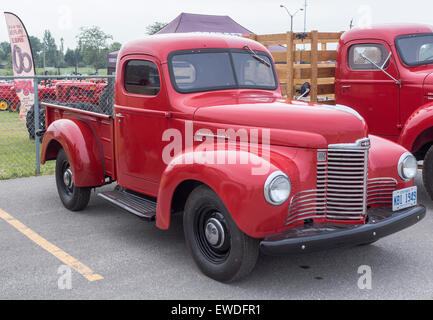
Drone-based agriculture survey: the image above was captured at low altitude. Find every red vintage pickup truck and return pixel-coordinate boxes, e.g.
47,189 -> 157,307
40,34 -> 425,282
335,24 -> 433,202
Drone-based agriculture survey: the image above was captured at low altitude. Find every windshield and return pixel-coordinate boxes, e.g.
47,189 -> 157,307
396,34 -> 433,66
168,49 -> 278,93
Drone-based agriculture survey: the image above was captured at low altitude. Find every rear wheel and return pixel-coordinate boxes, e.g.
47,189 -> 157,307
183,185 -> 259,282
98,86 -> 114,115
423,145 -> 433,201
55,149 -> 91,211
0,99 -> 10,111
26,105 -> 45,140
9,103 -> 20,113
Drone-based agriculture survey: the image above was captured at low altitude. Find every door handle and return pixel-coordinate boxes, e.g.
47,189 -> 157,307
116,113 -> 125,118
342,85 -> 352,89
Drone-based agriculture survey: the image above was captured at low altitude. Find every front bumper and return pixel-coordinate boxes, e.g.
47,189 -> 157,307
260,205 -> 426,255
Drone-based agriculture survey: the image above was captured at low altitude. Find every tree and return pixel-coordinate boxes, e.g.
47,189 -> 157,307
43,30 -> 57,67
29,36 -> 43,67
64,48 -> 75,67
109,42 -> 122,52
64,48 -> 83,73
145,22 -> 167,35
0,42 -> 11,61
77,26 -> 113,71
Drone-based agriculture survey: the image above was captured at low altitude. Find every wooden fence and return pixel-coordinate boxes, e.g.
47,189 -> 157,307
248,31 -> 344,104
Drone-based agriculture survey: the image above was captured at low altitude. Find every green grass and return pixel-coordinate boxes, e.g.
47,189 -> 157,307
0,111 -> 55,180
0,67 -> 108,76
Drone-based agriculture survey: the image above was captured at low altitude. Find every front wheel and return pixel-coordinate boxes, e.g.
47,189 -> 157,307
183,185 -> 260,282
423,145 -> 433,201
55,149 -> 91,211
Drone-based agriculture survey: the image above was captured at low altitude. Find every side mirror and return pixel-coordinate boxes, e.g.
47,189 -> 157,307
296,82 -> 311,100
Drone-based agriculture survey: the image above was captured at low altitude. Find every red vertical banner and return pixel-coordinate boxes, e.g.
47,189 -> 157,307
4,12 -> 35,121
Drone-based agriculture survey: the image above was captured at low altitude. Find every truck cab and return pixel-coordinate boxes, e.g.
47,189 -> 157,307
335,24 -> 433,200
40,33 -> 425,282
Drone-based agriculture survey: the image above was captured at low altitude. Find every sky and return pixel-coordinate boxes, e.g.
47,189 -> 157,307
0,0 -> 432,50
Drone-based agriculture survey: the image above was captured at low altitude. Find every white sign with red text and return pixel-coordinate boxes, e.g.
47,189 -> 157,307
4,12 -> 35,120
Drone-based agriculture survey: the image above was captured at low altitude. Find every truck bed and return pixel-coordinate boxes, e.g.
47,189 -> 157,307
42,101 -> 116,179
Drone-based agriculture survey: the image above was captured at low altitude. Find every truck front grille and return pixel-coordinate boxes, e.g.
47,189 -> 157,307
286,139 -> 371,226
367,178 -> 398,206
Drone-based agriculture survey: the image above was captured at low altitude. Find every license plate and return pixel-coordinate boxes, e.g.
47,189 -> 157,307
393,186 -> 417,211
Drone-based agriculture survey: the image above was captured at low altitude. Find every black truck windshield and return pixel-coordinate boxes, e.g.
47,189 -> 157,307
168,49 -> 278,93
396,34 -> 433,66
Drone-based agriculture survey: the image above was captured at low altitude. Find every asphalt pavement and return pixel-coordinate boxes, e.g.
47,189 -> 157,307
0,173 -> 432,300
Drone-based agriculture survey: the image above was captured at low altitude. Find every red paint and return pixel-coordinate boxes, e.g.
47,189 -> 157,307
41,34 -> 415,239
0,82 -> 56,109
335,24 -> 433,154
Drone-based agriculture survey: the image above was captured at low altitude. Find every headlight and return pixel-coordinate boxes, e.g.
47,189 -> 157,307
398,152 -> 417,181
264,171 -> 291,206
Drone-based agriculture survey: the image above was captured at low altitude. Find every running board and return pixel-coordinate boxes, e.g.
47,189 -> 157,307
98,189 -> 156,221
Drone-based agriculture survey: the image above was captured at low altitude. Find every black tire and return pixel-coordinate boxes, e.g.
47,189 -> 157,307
423,145 -> 433,201
26,105 -> 46,140
183,185 -> 260,282
8,103 -> 20,113
70,101 -> 99,113
98,83 -> 114,115
55,149 -> 91,211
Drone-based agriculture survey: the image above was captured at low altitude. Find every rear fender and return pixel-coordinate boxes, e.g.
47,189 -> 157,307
41,118 -> 105,187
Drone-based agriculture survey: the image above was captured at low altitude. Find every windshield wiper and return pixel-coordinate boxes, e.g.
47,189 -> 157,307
243,45 -> 271,68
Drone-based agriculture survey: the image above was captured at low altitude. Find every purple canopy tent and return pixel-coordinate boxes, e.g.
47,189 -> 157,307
107,12 -> 285,72
156,13 -> 285,52
156,12 -> 252,35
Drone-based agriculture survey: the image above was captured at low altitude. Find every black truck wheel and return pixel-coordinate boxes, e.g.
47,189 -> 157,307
98,86 -> 114,115
9,103 -> 20,113
183,185 -> 259,282
55,149 -> 91,211
26,105 -> 46,140
423,145 -> 433,201
0,99 -> 10,111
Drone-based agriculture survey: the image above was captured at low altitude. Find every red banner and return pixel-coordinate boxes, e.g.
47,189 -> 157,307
4,12 -> 35,121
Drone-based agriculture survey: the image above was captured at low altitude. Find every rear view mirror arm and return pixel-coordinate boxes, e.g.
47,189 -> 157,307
360,52 -> 401,87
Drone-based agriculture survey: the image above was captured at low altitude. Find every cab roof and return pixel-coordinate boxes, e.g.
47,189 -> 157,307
118,33 -> 270,62
341,24 -> 433,44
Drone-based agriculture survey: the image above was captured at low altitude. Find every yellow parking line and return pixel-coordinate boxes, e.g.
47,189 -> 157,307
0,208 -> 103,282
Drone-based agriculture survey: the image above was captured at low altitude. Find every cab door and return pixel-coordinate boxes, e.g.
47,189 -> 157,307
114,55 -> 169,196
336,40 -> 401,139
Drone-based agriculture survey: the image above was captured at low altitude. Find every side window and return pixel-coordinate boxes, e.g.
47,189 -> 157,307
124,60 -> 160,96
348,44 -> 389,70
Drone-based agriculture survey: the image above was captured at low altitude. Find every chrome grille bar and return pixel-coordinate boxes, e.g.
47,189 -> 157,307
367,178 -> 398,205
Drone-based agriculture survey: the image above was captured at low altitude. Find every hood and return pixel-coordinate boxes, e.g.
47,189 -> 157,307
192,98 -> 368,149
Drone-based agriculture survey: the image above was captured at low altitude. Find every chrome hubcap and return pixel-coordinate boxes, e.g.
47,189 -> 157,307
63,168 -> 73,189
205,218 -> 225,248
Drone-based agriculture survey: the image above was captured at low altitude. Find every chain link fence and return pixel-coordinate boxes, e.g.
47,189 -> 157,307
0,75 -> 115,180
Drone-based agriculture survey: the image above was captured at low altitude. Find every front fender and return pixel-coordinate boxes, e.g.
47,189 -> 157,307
41,118 -> 105,187
399,103 -> 433,152
368,135 -> 413,189
156,148 -> 303,239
